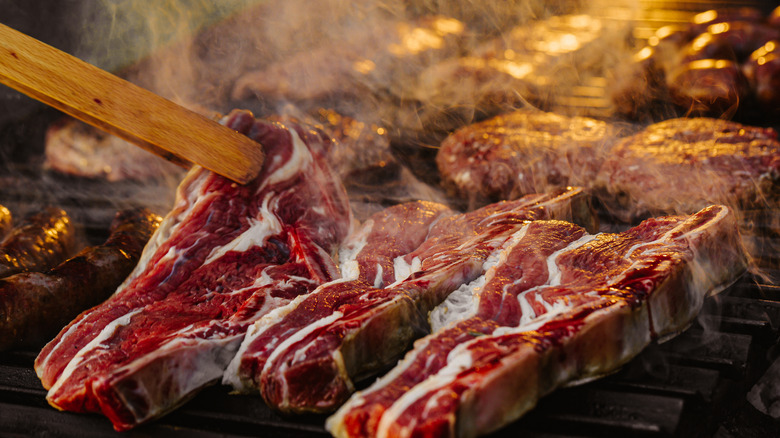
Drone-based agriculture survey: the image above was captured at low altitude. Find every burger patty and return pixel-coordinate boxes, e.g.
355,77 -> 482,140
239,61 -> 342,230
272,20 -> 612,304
595,117 -> 780,221
435,109 -> 626,209
437,111 -> 779,223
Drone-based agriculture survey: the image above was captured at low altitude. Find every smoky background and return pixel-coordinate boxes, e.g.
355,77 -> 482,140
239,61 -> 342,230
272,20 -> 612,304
0,0 -> 776,245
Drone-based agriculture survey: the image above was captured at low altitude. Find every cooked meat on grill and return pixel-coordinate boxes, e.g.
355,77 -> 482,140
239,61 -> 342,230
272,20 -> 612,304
0,204 -> 12,240
743,40 -> 780,110
268,109 -> 397,184
772,6 -> 780,27
233,45 -> 371,105
231,15 -> 465,109
595,117 -> 780,221
688,7 -> 767,35
610,7 -> 780,120
0,207 -> 80,278
435,109 -> 625,208
386,13 -> 626,138
666,59 -> 749,117
0,208 -> 160,351
472,14 -> 612,74
223,187 -> 596,414
402,56 -> 546,135
681,21 -> 780,63
609,45 -> 673,122
328,205 -> 748,438
437,108 -> 779,224
34,109 -> 352,431
44,117 -> 186,182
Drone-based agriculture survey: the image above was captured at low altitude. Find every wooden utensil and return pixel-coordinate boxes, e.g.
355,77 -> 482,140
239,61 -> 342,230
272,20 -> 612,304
0,23 -> 264,185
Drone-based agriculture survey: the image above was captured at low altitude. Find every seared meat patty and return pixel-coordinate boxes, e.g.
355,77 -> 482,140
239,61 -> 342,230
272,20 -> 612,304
436,109 -> 625,208
595,117 -> 780,221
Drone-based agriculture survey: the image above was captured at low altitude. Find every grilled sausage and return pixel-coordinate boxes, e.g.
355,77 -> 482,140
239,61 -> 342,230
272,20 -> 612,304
770,6 -> 780,27
688,7 -> 766,35
0,207 -> 80,278
744,41 -> 780,111
681,22 -> 780,63
0,204 -> 12,239
667,59 -> 749,117
0,208 -> 161,350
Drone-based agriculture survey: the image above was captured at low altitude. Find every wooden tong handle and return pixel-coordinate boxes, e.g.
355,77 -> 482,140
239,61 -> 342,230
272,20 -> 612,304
0,23 -> 264,184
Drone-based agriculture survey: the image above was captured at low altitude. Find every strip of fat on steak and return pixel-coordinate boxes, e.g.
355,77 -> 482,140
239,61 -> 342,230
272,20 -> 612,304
338,200 -> 455,288
33,109 -> 352,431
221,199 -> 455,408
223,187 -> 597,414
328,204 -> 748,438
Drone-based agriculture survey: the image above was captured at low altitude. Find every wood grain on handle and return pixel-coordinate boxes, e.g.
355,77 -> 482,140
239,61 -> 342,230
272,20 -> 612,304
0,23 -> 264,184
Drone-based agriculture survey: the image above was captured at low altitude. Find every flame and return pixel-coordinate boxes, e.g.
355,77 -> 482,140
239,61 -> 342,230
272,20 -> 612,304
431,16 -> 465,35
708,22 -> 730,35
390,27 -> 445,56
692,10 -> 718,25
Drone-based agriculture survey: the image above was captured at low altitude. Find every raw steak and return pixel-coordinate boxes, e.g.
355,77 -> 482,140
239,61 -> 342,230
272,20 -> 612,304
328,205 -> 748,438
595,117 -> 780,221
34,109 -> 352,431
223,187 -> 596,414
338,200 -> 455,287
435,109 -> 625,208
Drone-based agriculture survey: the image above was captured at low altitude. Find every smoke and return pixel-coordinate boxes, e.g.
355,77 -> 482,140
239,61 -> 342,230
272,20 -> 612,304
12,1 -> 777,254
72,0 -> 263,72
2,0 -> 643,238
63,1 -> 639,119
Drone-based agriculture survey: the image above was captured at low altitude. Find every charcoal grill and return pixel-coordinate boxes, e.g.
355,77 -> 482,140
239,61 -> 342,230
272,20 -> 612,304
1,1 -> 780,437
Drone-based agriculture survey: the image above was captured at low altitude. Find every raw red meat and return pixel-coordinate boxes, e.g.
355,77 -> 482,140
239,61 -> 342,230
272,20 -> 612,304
223,187 -> 596,414
338,200 -> 455,288
327,205 -> 748,438
33,109 -> 352,431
